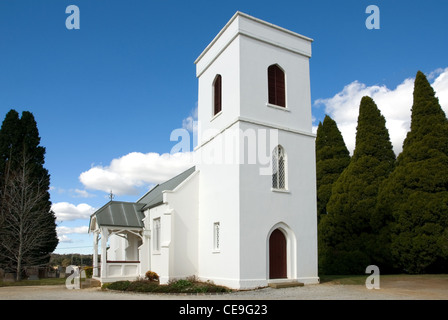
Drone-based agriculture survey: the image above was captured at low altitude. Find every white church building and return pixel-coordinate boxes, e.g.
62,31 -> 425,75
89,11 -> 319,290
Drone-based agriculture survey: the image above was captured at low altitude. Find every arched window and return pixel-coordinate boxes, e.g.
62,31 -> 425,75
213,74 -> 222,116
272,145 -> 287,190
268,64 -> 286,107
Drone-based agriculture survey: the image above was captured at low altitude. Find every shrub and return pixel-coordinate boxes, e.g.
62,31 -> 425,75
83,266 -> 93,278
127,280 -> 159,292
170,279 -> 192,290
103,276 -> 232,293
103,280 -> 131,291
145,270 -> 159,282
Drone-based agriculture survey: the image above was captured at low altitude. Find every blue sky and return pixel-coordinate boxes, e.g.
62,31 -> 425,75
1,0 -> 447,254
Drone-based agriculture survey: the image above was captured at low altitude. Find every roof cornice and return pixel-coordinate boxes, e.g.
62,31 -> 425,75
194,11 -> 313,65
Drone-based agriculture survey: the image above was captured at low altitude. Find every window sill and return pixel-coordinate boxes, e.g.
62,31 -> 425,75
211,111 -> 222,122
212,250 -> 221,254
152,251 -> 161,255
266,103 -> 290,112
271,188 -> 290,194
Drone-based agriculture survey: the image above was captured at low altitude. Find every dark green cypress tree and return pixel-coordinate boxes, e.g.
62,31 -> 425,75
19,111 -> 58,267
0,110 -> 58,277
319,96 -> 395,274
0,110 -> 21,195
376,71 -> 448,273
315,115 -> 350,222
0,110 -> 22,270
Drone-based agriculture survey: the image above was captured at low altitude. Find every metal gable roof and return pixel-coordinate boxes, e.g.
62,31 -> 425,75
90,166 -> 196,229
93,201 -> 145,228
138,166 -> 196,210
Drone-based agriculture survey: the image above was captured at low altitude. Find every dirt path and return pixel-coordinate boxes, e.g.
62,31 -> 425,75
375,275 -> 448,299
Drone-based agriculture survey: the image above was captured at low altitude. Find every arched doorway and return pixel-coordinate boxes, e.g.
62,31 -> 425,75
269,229 -> 287,279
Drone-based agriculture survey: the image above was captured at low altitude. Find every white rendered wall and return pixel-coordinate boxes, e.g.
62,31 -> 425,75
107,234 -> 122,261
196,138 -> 241,288
238,31 -> 317,286
163,171 -> 199,280
196,35 -> 240,146
104,232 -> 140,262
238,122 -> 318,286
239,35 -> 313,133
195,16 -> 243,288
147,204 -> 170,284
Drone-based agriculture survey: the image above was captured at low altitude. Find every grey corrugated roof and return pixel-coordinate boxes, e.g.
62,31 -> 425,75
138,166 -> 196,210
90,166 -> 196,229
93,201 -> 145,228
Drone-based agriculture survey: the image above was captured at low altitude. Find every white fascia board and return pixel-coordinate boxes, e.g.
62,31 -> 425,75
195,11 -> 313,76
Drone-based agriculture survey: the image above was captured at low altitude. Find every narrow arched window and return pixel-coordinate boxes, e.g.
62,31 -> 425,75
268,64 -> 286,107
213,74 -> 222,116
272,145 -> 287,190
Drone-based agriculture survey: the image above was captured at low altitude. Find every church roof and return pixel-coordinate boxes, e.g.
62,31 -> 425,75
138,166 -> 196,210
92,201 -> 145,229
90,166 -> 196,230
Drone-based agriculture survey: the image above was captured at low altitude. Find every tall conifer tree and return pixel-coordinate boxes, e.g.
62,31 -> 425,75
0,110 -> 21,197
319,96 -> 395,274
0,110 -> 58,278
315,115 -> 350,222
376,71 -> 448,273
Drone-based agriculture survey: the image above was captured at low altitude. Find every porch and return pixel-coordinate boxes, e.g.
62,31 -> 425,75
95,261 -> 141,283
89,201 -> 148,283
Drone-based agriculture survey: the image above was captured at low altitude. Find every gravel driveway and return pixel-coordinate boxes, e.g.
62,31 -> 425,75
1,276 -> 447,300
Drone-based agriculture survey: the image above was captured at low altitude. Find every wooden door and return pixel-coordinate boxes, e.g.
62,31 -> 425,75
269,229 -> 287,279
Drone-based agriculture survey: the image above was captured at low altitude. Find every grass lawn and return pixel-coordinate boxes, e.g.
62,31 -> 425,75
0,277 -> 67,287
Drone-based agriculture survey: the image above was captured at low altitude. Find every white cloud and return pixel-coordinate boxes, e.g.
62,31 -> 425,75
182,106 -> 198,133
79,152 -> 195,196
432,68 -> 448,109
314,68 -> 448,155
52,202 -> 96,222
72,189 -> 96,198
58,235 -> 73,243
57,226 -> 89,235
78,106 -> 198,197
56,226 -> 89,243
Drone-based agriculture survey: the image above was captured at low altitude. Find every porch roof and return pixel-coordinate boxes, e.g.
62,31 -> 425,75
92,201 -> 145,228
89,166 -> 196,230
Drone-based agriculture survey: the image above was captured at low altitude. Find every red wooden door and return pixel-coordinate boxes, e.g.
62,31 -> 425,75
269,229 -> 287,279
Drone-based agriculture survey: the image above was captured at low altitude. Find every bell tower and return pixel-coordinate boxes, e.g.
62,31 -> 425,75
194,12 -> 318,289
195,11 -> 314,140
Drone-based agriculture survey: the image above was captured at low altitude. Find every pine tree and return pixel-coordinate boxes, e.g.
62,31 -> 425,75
0,110 -> 58,278
376,71 -> 448,273
315,115 -> 350,222
319,96 -> 395,274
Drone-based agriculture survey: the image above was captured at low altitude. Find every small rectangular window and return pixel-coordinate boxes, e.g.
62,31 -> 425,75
213,222 -> 220,251
268,65 -> 286,108
272,146 -> 287,190
153,218 -> 161,252
213,75 -> 222,116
